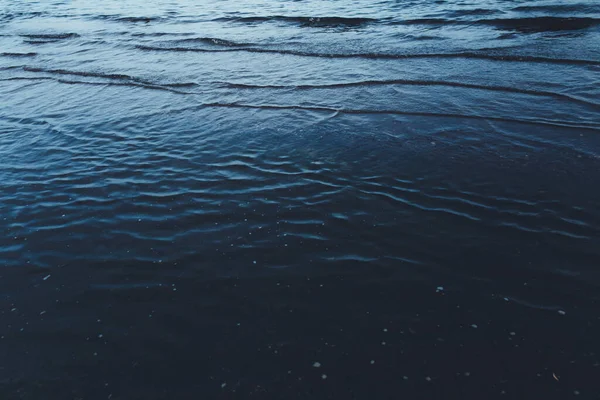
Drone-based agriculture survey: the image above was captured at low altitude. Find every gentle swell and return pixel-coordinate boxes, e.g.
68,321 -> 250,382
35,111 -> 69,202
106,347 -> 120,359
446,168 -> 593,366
20,33 -> 79,40
134,45 -> 600,66
21,67 -> 190,88
54,79 -> 194,94
214,15 -> 600,32
173,37 -> 253,47
23,66 -> 142,81
216,15 -> 379,27
398,16 -> 600,32
200,102 -> 600,132
485,17 -> 600,32
225,79 -> 600,110
92,15 -> 163,23
117,16 -> 162,23
512,5 -> 600,13
445,8 -> 502,17
1,52 -> 37,57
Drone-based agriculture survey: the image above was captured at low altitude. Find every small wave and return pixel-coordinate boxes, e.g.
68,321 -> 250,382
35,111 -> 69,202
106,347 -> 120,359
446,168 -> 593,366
117,16 -> 162,23
18,67 -> 196,93
403,34 -> 443,41
135,45 -> 231,53
398,18 -> 459,26
20,33 -> 79,40
0,77 -> 54,82
163,82 -> 197,88
445,8 -> 501,17
23,66 -> 137,82
0,11 -> 45,22
512,4 -> 600,13
130,32 -> 195,37
497,33 -> 517,40
398,16 -> 600,32
54,79 -> 193,94
0,52 -> 37,57
174,37 -> 252,47
23,40 -> 61,45
89,14 -> 163,23
220,80 -> 600,110
486,17 -> 600,33
199,103 -> 600,132
134,45 -> 600,66
216,15 -> 378,27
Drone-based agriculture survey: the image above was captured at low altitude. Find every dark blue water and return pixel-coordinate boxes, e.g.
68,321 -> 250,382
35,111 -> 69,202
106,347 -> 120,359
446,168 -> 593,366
1,0 -> 600,398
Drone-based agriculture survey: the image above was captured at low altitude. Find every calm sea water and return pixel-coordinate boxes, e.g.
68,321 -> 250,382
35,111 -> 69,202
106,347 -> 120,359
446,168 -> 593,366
1,0 -> 600,398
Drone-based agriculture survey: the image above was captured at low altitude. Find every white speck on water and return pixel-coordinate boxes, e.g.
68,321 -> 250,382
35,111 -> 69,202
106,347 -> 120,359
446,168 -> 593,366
464,372 -> 471,377
173,287 -> 177,291
93,352 -> 98,356
98,334 -> 103,338
558,310 -> 566,315
313,362 -> 321,368
253,260 -> 256,264
574,391 -> 580,395
221,383 -> 226,389
436,286 -> 444,292
381,342 -> 386,346
370,360 -> 375,365
510,332 -> 516,336
383,328 -> 388,332
425,377 -> 432,382
504,297 -> 509,301
10,308 -> 16,312
321,374 -> 327,380
403,376 -> 408,380
236,323 -> 241,326
471,324 -> 478,329
40,311 -> 46,315
43,275 -> 51,281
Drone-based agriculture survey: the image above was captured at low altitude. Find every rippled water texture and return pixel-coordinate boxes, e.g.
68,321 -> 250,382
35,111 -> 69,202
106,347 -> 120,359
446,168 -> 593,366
1,0 -> 600,398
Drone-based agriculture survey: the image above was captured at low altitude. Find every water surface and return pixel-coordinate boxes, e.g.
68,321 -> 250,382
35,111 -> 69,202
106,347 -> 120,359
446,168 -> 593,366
1,0 -> 600,398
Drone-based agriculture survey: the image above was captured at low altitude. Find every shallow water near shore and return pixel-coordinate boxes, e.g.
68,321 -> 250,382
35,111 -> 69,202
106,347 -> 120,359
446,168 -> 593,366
1,0 -> 600,398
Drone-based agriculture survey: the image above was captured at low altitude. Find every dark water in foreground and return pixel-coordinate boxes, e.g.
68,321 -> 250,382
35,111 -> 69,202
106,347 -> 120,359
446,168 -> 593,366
1,0 -> 600,398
